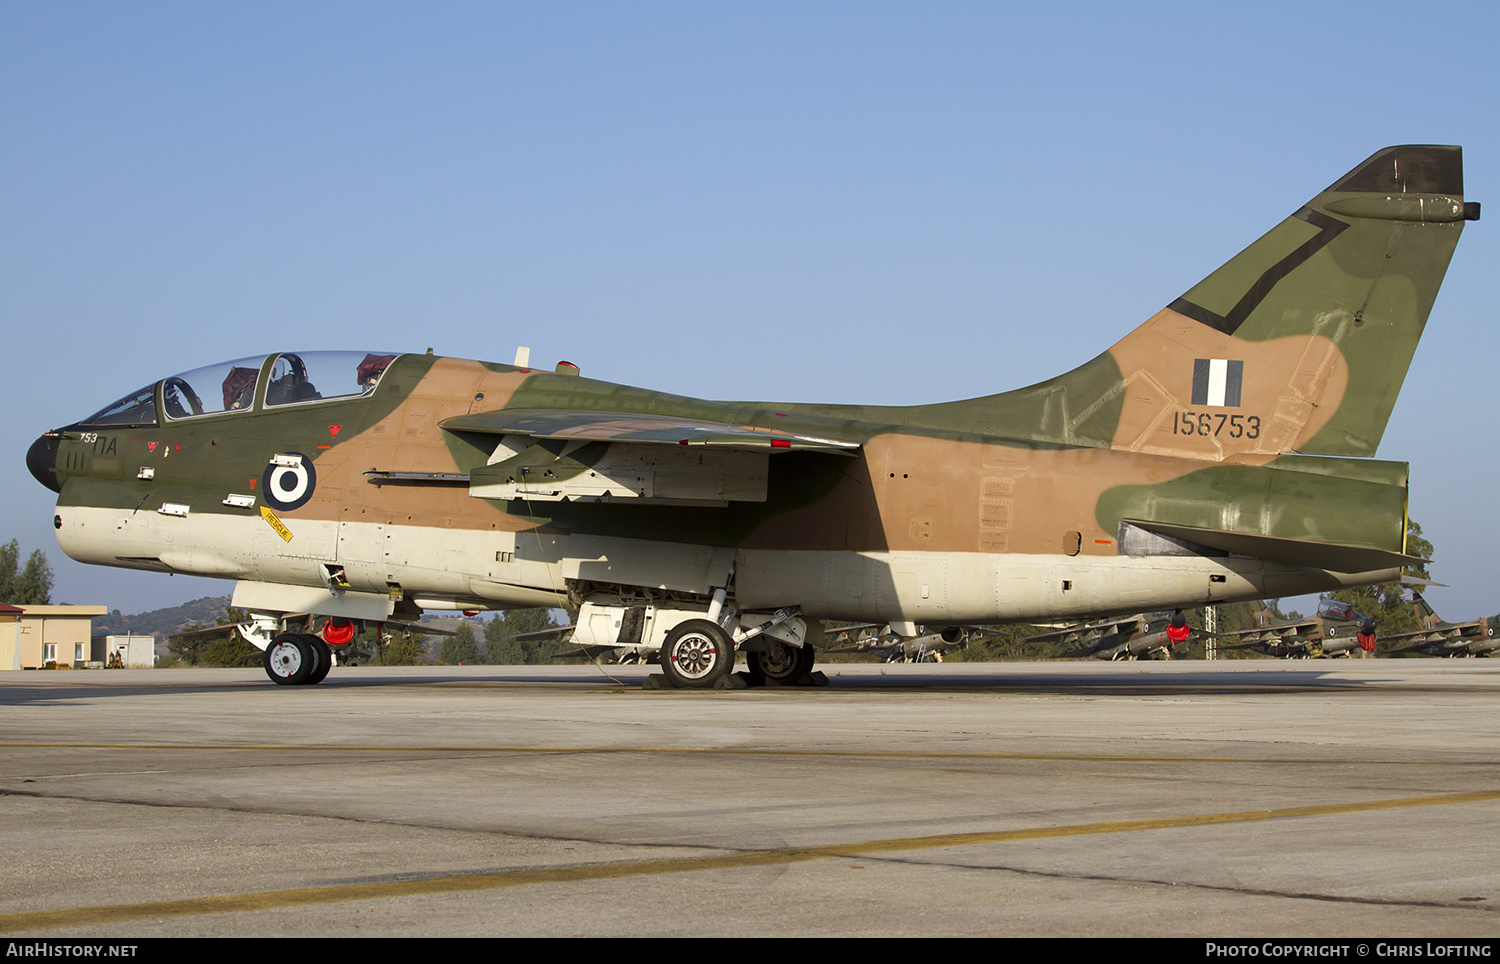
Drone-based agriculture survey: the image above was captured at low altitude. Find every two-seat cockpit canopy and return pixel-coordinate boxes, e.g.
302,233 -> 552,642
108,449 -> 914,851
77,351 -> 400,427
1316,598 -> 1372,626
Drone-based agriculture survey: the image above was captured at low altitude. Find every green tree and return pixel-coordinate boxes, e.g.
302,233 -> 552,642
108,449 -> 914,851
484,609 -> 563,664
378,630 -> 427,666
439,622 -> 482,664
0,541 -> 16,601
0,541 -> 53,605
16,550 -> 54,605
168,605 -> 260,667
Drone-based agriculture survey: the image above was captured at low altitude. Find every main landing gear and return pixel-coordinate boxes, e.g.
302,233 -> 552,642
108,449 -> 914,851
264,632 -> 333,686
746,640 -> 816,685
655,615 -> 819,689
659,620 -> 736,689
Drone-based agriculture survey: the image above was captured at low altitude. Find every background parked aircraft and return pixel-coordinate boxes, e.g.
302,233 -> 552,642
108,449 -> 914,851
1381,593 -> 1500,657
1023,611 -> 1192,660
825,623 -> 969,663
1214,599 -> 1378,658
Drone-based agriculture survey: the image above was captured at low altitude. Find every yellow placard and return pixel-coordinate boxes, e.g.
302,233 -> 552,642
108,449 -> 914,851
259,506 -> 293,542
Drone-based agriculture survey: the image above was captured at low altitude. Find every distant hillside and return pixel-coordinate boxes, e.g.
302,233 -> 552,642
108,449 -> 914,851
92,595 -> 233,641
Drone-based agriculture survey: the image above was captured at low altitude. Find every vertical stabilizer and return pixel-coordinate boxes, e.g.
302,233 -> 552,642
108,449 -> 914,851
1157,145 -> 1473,458
1412,591 -> 1441,629
923,147 -> 1475,460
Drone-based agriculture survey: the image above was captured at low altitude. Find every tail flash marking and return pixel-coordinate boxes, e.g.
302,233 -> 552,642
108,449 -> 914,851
1191,359 -> 1244,407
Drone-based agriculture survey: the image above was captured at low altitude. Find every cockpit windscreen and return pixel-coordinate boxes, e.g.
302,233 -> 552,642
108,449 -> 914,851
81,385 -> 158,427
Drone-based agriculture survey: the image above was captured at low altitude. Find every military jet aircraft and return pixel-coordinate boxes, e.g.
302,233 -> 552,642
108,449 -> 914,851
1214,598 -> 1378,658
27,146 -> 1477,688
1380,592 -> 1500,657
825,623 -> 969,663
1023,610 -> 1192,660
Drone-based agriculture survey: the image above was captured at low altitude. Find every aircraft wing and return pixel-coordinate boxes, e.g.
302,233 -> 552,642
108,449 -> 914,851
1214,638 -> 1295,651
398,621 -> 459,637
1378,621 -> 1484,643
824,622 -> 884,638
170,623 -> 248,641
441,409 -> 862,454
823,625 -> 896,655
1023,613 -> 1148,644
175,613 -> 457,639
1213,619 -> 1321,643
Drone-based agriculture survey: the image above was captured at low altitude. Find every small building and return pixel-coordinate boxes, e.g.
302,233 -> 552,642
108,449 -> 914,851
0,604 -> 22,670
0,605 -> 109,669
95,633 -> 156,668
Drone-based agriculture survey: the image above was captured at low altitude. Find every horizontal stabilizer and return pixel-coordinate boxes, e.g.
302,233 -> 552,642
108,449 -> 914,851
1124,519 -> 1427,574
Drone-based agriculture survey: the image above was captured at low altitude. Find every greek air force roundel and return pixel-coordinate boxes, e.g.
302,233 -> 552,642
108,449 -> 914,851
262,452 -> 316,511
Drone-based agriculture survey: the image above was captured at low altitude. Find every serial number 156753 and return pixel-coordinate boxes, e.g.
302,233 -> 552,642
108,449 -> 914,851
1172,411 -> 1261,439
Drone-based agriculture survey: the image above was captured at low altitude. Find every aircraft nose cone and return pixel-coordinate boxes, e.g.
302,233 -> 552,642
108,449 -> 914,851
27,433 -> 61,493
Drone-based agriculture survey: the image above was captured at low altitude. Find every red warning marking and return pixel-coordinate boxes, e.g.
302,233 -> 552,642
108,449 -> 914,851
330,425 -> 341,438
249,479 -> 257,489
147,442 -> 158,452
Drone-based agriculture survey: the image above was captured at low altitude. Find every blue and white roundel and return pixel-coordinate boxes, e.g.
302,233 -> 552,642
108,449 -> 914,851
262,452 -> 316,511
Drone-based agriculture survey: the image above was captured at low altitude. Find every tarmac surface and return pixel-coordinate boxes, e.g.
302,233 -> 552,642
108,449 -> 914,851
2,659 -> 1499,938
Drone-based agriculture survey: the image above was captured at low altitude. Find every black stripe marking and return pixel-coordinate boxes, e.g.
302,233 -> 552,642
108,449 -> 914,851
1171,207 -> 1349,335
1191,359 -> 1211,405
1224,359 -> 1243,407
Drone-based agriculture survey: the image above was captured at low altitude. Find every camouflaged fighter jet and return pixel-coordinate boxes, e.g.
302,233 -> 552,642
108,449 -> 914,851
1023,610 -> 1192,661
27,145 -> 1479,688
1380,592 -> 1500,657
1214,598 -> 1379,659
824,623 -> 970,663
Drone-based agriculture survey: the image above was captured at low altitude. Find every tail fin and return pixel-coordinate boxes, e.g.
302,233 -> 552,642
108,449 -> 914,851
1411,591 -> 1441,629
926,146 -> 1476,458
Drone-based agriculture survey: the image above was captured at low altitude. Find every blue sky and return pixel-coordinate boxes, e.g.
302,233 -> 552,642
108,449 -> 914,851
3,1 -> 1498,619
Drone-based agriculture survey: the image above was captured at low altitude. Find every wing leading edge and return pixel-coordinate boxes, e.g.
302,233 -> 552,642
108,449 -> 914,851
439,409 -> 861,506
441,409 -> 862,453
